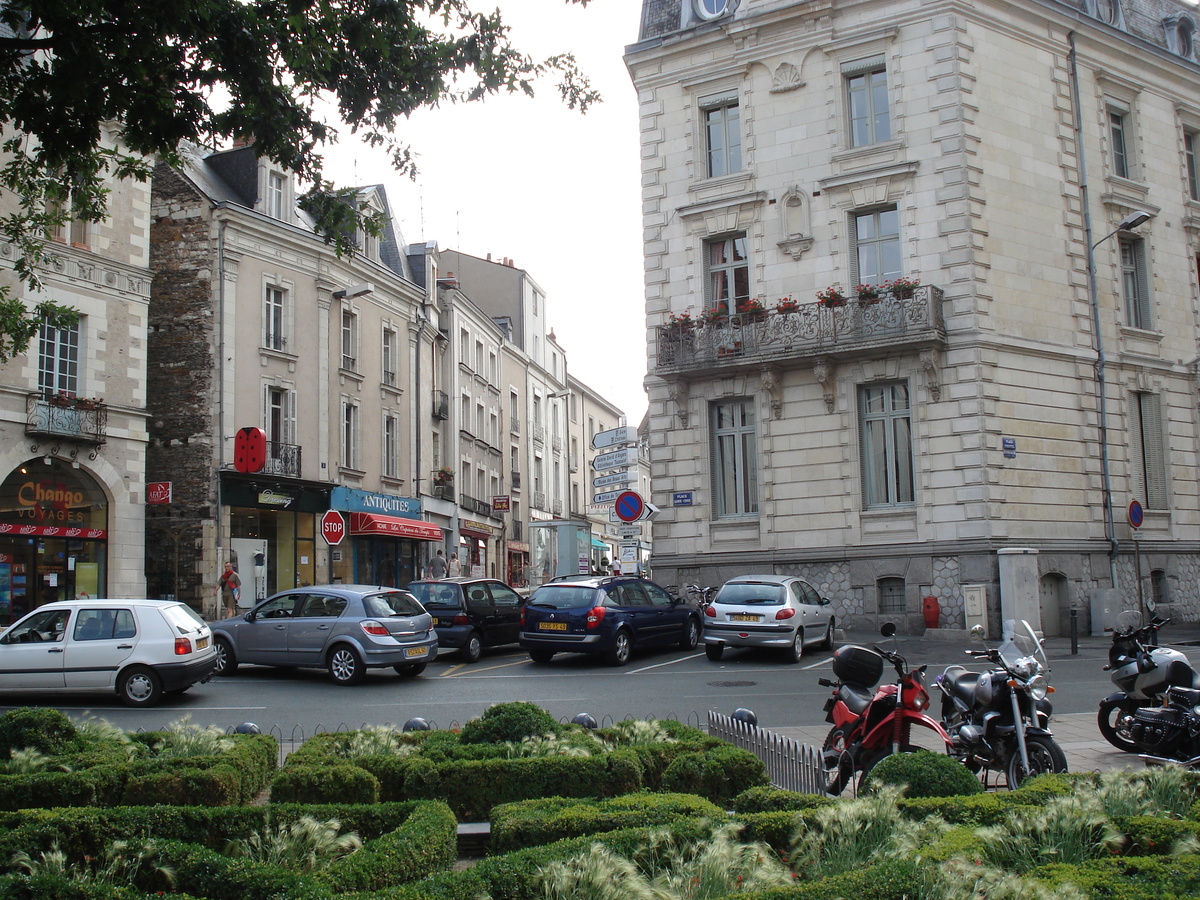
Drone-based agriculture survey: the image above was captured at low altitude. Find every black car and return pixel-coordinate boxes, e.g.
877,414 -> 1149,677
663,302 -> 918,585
518,575 -> 701,666
406,578 -> 525,662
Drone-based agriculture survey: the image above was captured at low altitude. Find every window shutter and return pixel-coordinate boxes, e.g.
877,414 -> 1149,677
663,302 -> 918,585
285,389 -> 297,445
1140,393 -> 1168,509
1134,240 -> 1151,326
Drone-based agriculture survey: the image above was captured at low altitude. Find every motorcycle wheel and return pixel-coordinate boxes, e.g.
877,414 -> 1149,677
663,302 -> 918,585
822,726 -> 854,796
1005,735 -> 1068,789
1098,698 -> 1143,753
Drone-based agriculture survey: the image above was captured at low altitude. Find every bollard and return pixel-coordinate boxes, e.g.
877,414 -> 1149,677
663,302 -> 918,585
1070,608 -> 1078,656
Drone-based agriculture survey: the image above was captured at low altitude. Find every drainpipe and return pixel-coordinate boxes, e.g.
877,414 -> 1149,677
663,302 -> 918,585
215,216 -> 228,584
1068,31 -> 1119,588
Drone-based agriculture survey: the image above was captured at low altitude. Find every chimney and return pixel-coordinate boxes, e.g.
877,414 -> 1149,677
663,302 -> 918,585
436,271 -> 460,289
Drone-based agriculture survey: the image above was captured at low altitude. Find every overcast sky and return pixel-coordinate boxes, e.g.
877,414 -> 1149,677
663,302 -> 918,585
322,0 -> 649,425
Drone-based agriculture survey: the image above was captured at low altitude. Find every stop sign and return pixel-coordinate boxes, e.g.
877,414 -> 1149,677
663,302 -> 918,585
321,510 -> 346,545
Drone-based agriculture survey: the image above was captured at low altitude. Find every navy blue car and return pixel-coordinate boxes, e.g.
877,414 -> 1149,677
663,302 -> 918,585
519,576 -> 701,666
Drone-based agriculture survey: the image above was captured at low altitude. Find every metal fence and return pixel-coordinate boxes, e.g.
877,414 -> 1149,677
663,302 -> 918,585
707,710 -> 829,796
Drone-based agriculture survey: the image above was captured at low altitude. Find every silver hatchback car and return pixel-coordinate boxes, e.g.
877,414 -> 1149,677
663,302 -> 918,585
209,584 -> 438,684
703,574 -> 835,663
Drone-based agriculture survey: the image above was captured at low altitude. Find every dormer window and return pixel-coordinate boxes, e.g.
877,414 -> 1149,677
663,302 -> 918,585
1164,15 -> 1196,60
266,171 -> 286,220
1087,0 -> 1123,28
695,0 -> 730,20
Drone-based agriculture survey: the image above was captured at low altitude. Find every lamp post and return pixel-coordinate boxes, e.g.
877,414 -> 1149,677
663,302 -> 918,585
1085,209 -> 1154,589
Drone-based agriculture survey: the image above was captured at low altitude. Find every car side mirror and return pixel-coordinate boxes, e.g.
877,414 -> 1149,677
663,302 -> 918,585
245,611 -> 256,622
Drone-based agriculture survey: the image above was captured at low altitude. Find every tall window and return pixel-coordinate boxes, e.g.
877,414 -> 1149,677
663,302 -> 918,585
341,401 -> 359,470
845,59 -> 890,147
382,328 -> 396,385
705,233 -> 749,315
701,92 -> 741,177
1120,235 -> 1151,329
341,309 -> 358,370
710,398 -> 758,518
1109,110 -> 1130,178
383,413 -> 399,478
860,382 -> 914,508
267,172 -> 285,219
264,386 -> 296,445
38,319 -> 80,397
1135,392 -> 1168,510
264,286 -> 286,350
853,208 -> 902,285
1186,131 -> 1199,201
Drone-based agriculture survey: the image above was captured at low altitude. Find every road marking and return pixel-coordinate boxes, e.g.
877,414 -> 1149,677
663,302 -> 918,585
802,658 -> 833,670
360,697 -> 587,708
440,658 -> 531,677
628,652 -> 705,674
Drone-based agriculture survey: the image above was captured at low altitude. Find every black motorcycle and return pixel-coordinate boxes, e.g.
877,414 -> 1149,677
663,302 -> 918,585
1099,613 -> 1200,753
1132,679 -> 1200,768
935,620 -> 1067,788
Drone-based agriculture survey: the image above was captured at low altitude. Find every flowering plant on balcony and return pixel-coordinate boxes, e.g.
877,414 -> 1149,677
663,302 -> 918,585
775,297 -> 800,314
48,392 -> 102,409
667,310 -> 695,333
433,466 -> 454,485
885,276 -> 920,298
816,286 -> 847,307
736,297 -> 767,319
856,283 -> 881,303
701,306 -> 729,325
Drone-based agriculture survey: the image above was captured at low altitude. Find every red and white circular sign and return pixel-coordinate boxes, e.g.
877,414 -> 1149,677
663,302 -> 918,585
321,509 -> 346,545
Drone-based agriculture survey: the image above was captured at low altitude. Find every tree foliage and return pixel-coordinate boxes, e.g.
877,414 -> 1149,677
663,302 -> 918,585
0,0 -> 598,358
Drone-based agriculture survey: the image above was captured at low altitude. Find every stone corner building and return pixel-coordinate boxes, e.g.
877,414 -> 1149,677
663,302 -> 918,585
627,0 -> 1200,634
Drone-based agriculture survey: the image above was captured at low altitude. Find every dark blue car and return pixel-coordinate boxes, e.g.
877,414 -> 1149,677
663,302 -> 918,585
519,576 -> 701,666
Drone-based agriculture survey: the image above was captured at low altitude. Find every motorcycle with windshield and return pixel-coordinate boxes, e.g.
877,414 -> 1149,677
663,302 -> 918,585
935,620 -> 1067,788
1098,612 -> 1200,753
819,623 -> 954,795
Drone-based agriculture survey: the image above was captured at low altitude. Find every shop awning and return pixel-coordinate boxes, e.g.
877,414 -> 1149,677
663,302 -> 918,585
349,513 -> 444,541
591,537 -> 609,550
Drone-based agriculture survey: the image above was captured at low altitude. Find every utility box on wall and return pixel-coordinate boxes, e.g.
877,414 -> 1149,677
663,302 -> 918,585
962,584 -> 988,636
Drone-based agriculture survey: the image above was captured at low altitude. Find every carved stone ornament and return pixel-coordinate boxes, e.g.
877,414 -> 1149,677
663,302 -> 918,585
761,366 -> 782,419
667,380 -> 690,427
920,348 -> 942,401
770,62 -> 804,94
813,358 -> 836,413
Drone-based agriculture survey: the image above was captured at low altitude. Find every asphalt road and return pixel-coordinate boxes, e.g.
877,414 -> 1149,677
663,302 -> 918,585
0,631 -> 1125,741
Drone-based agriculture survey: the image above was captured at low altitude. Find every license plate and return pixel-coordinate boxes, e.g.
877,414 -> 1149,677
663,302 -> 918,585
731,614 -> 761,622
405,647 -> 428,658
196,636 -> 210,649
539,622 -> 568,632
437,618 -> 452,626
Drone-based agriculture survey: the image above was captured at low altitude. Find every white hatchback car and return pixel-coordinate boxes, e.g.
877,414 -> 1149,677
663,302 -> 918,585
0,599 -> 217,707
703,574 -> 835,663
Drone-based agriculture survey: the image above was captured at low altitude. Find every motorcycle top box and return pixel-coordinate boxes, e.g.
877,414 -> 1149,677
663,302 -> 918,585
832,645 -> 885,686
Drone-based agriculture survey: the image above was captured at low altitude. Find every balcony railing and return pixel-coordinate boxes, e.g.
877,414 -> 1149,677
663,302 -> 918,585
510,417 -> 520,435
26,394 -> 107,444
552,499 -> 563,516
341,354 -> 357,372
260,441 -> 302,477
532,423 -> 546,445
432,483 -> 455,502
532,490 -> 547,510
511,521 -> 524,540
459,493 -> 493,517
432,390 -> 449,419
655,286 -> 945,374
510,470 -> 522,490
264,333 -> 287,352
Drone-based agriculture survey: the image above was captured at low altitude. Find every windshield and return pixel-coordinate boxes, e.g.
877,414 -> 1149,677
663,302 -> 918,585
997,619 -> 1047,671
528,585 -> 597,610
407,583 -> 461,610
363,591 -> 426,618
716,582 -> 786,605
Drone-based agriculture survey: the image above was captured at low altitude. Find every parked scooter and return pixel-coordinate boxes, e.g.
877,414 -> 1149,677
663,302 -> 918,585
936,620 -> 1067,788
1098,613 -> 1200,752
819,623 -> 954,795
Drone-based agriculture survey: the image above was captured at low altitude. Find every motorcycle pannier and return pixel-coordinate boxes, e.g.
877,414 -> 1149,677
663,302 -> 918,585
832,645 -> 885,686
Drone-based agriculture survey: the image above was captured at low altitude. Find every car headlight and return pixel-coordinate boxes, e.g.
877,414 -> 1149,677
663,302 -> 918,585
1025,674 -> 1048,701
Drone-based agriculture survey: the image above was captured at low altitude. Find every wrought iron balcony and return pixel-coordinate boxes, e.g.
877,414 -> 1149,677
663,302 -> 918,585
260,441 -> 302,477
432,483 -> 455,502
511,521 -> 524,540
552,499 -> 563,516
510,470 -> 522,490
432,390 -> 448,419
532,490 -> 547,510
532,423 -> 546,445
460,493 -> 493,517
510,417 -> 520,435
26,394 -> 107,444
655,286 -> 945,376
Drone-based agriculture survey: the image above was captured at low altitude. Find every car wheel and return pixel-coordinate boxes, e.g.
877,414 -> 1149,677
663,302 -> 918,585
679,617 -> 700,651
328,645 -> 365,685
819,619 -> 835,651
118,666 -> 163,708
461,632 -> 483,663
213,636 -> 238,676
529,649 -> 555,664
705,642 -> 724,661
393,662 -> 427,677
786,629 -> 804,663
606,629 -> 632,667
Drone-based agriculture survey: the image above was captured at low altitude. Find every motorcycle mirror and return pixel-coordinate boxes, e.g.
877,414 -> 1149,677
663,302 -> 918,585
881,622 -> 897,638
970,623 -> 985,641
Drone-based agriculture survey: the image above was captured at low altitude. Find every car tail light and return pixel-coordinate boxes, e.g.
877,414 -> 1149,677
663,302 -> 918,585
360,620 -> 390,636
585,606 -> 607,630
775,608 -> 796,620
520,608 -> 526,627
453,614 -> 470,626
704,605 -> 716,618
174,637 -> 192,656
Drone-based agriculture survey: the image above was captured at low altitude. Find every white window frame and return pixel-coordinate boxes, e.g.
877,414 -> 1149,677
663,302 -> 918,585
844,57 -> 891,148
710,398 -> 758,519
266,171 -> 286,220
1186,129 -> 1199,201
382,327 -> 397,385
704,232 -> 750,315
263,384 -> 297,446
700,90 -> 741,178
859,382 -> 915,509
1120,234 -> 1152,330
852,207 -> 902,286
1109,108 -> 1132,179
383,412 -> 399,478
341,307 -> 358,371
341,399 -> 360,470
38,318 -> 80,398
264,285 -> 287,351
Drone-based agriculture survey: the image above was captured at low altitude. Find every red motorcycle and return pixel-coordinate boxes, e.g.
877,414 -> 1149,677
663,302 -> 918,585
819,623 -> 954,794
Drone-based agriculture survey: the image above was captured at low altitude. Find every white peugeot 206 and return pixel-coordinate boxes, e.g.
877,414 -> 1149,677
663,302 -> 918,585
0,599 -> 217,707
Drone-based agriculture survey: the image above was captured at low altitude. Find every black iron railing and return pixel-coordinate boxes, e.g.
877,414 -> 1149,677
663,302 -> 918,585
26,394 -> 107,444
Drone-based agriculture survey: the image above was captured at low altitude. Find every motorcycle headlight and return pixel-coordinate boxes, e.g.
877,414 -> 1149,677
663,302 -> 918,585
1026,674 -> 1048,701
1011,657 -> 1037,680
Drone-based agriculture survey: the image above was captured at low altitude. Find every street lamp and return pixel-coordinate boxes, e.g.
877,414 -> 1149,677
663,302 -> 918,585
1086,209 -> 1154,588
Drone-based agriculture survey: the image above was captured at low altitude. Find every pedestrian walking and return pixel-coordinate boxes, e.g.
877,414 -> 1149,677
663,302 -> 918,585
216,561 -> 241,619
425,549 -> 448,580
449,552 -> 462,577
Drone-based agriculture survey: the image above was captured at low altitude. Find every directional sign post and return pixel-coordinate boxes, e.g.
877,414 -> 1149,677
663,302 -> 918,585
592,446 -> 640,472
591,425 -> 635,450
593,469 -> 637,489
592,489 -> 623,505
